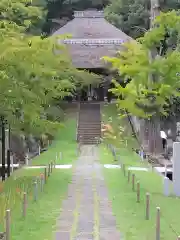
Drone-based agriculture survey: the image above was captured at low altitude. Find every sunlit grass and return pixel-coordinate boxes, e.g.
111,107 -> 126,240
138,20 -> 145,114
11,169 -> 72,240
32,118 -> 77,165
100,146 -> 180,239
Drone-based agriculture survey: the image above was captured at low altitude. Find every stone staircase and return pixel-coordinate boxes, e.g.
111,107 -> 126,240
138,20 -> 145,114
77,103 -> 101,145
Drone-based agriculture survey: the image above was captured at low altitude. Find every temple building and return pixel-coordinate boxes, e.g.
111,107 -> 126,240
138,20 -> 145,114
53,9 -> 132,101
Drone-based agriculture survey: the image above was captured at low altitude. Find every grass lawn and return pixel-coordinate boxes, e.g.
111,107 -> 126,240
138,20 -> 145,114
0,116 -> 77,239
0,167 -> 72,240
99,144 -> 149,167
100,146 -> 180,239
9,168 -> 72,240
32,118 -> 77,165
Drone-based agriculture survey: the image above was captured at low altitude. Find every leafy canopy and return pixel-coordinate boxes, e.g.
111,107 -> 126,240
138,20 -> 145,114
0,0 -> 46,34
105,0 -> 180,39
103,11 -> 180,119
0,23 -> 79,136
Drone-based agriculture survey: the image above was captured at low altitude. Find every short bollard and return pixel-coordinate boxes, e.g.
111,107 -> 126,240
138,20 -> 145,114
132,173 -> 135,191
6,209 -> 10,240
40,174 -> 44,192
33,181 -> 38,202
123,164 -> 126,176
128,170 -> 131,183
48,164 -> 51,177
23,192 -> 27,217
137,181 -> 140,202
156,207 -> 160,240
59,152 -> 62,160
163,177 -> 170,196
51,161 -> 53,173
38,145 -> 41,156
44,167 -> 47,184
145,193 -> 150,220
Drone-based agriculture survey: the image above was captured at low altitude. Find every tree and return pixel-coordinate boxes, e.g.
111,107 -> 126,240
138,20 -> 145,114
0,0 -> 46,34
0,22 -> 79,137
105,0 -> 149,39
103,11 -> 180,153
105,0 -> 180,39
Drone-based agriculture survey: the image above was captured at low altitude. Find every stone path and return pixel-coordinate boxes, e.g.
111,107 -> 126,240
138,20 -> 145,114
55,145 -> 121,240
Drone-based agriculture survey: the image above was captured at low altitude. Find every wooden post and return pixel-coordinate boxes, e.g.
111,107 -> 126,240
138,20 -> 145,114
48,164 -> 50,177
38,145 -> 41,155
40,174 -> 44,192
51,161 -> 53,173
137,181 -> 140,202
10,155 -> 14,173
121,164 -> 124,175
146,193 -> 150,220
7,150 -> 11,177
156,207 -> 160,240
33,181 -> 38,201
44,167 -> 47,184
5,209 -> 10,240
128,170 -> 130,183
132,173 -> 135,191
123,164 -> 126,176
23,192 -> 27,217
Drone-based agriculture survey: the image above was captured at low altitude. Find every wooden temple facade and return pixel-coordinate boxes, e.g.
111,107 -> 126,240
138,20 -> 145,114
53,9 -> 132,101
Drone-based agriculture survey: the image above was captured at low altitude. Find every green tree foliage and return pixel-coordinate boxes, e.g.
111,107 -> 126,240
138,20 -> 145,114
105,0 -> 180,39
105,0 -> 149,39
159,0 -> 180,11
0,0 -> 46,34
0,0 -> 101,139
103,11 -> 180,119
0,23 -> 78,136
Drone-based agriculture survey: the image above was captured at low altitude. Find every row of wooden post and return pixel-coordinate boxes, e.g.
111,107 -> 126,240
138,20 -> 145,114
5,161 -> 55,240
121,163 -> 180,240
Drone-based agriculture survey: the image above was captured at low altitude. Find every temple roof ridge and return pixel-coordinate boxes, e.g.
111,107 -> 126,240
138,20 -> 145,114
60,38 -> 125,45
74,9 -> 104,18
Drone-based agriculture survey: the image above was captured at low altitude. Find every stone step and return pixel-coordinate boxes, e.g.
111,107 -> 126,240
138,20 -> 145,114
78,128 -> 101,131
79,119 -> 101,122
78,131 -> 101,134
77,103 -> 101,144
78,122 -> 100,124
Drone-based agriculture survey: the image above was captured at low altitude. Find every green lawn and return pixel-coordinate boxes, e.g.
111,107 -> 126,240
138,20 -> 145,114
9,168 -> 72,240
0,117 -> 77,239
99,143 -> 149,168
32,118 -> 77,165
100,145 -> 180,240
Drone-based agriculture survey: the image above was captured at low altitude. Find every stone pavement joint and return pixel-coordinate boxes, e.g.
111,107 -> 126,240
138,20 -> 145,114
55,145 -> 121,240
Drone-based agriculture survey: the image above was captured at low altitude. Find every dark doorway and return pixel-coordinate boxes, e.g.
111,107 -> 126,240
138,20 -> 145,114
80,87 -> 88,101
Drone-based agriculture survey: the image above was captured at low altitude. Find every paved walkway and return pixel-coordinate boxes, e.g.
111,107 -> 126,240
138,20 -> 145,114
55,145 -> 121,240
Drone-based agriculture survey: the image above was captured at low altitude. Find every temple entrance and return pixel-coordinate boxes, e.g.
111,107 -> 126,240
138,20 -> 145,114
80,84 -> 104,102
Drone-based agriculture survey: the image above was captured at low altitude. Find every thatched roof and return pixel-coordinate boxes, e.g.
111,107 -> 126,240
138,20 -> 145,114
53,10 -> 132,69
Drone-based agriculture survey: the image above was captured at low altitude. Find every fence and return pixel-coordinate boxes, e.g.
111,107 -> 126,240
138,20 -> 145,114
0,160 -> 55,240
107,143 -> 180,240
